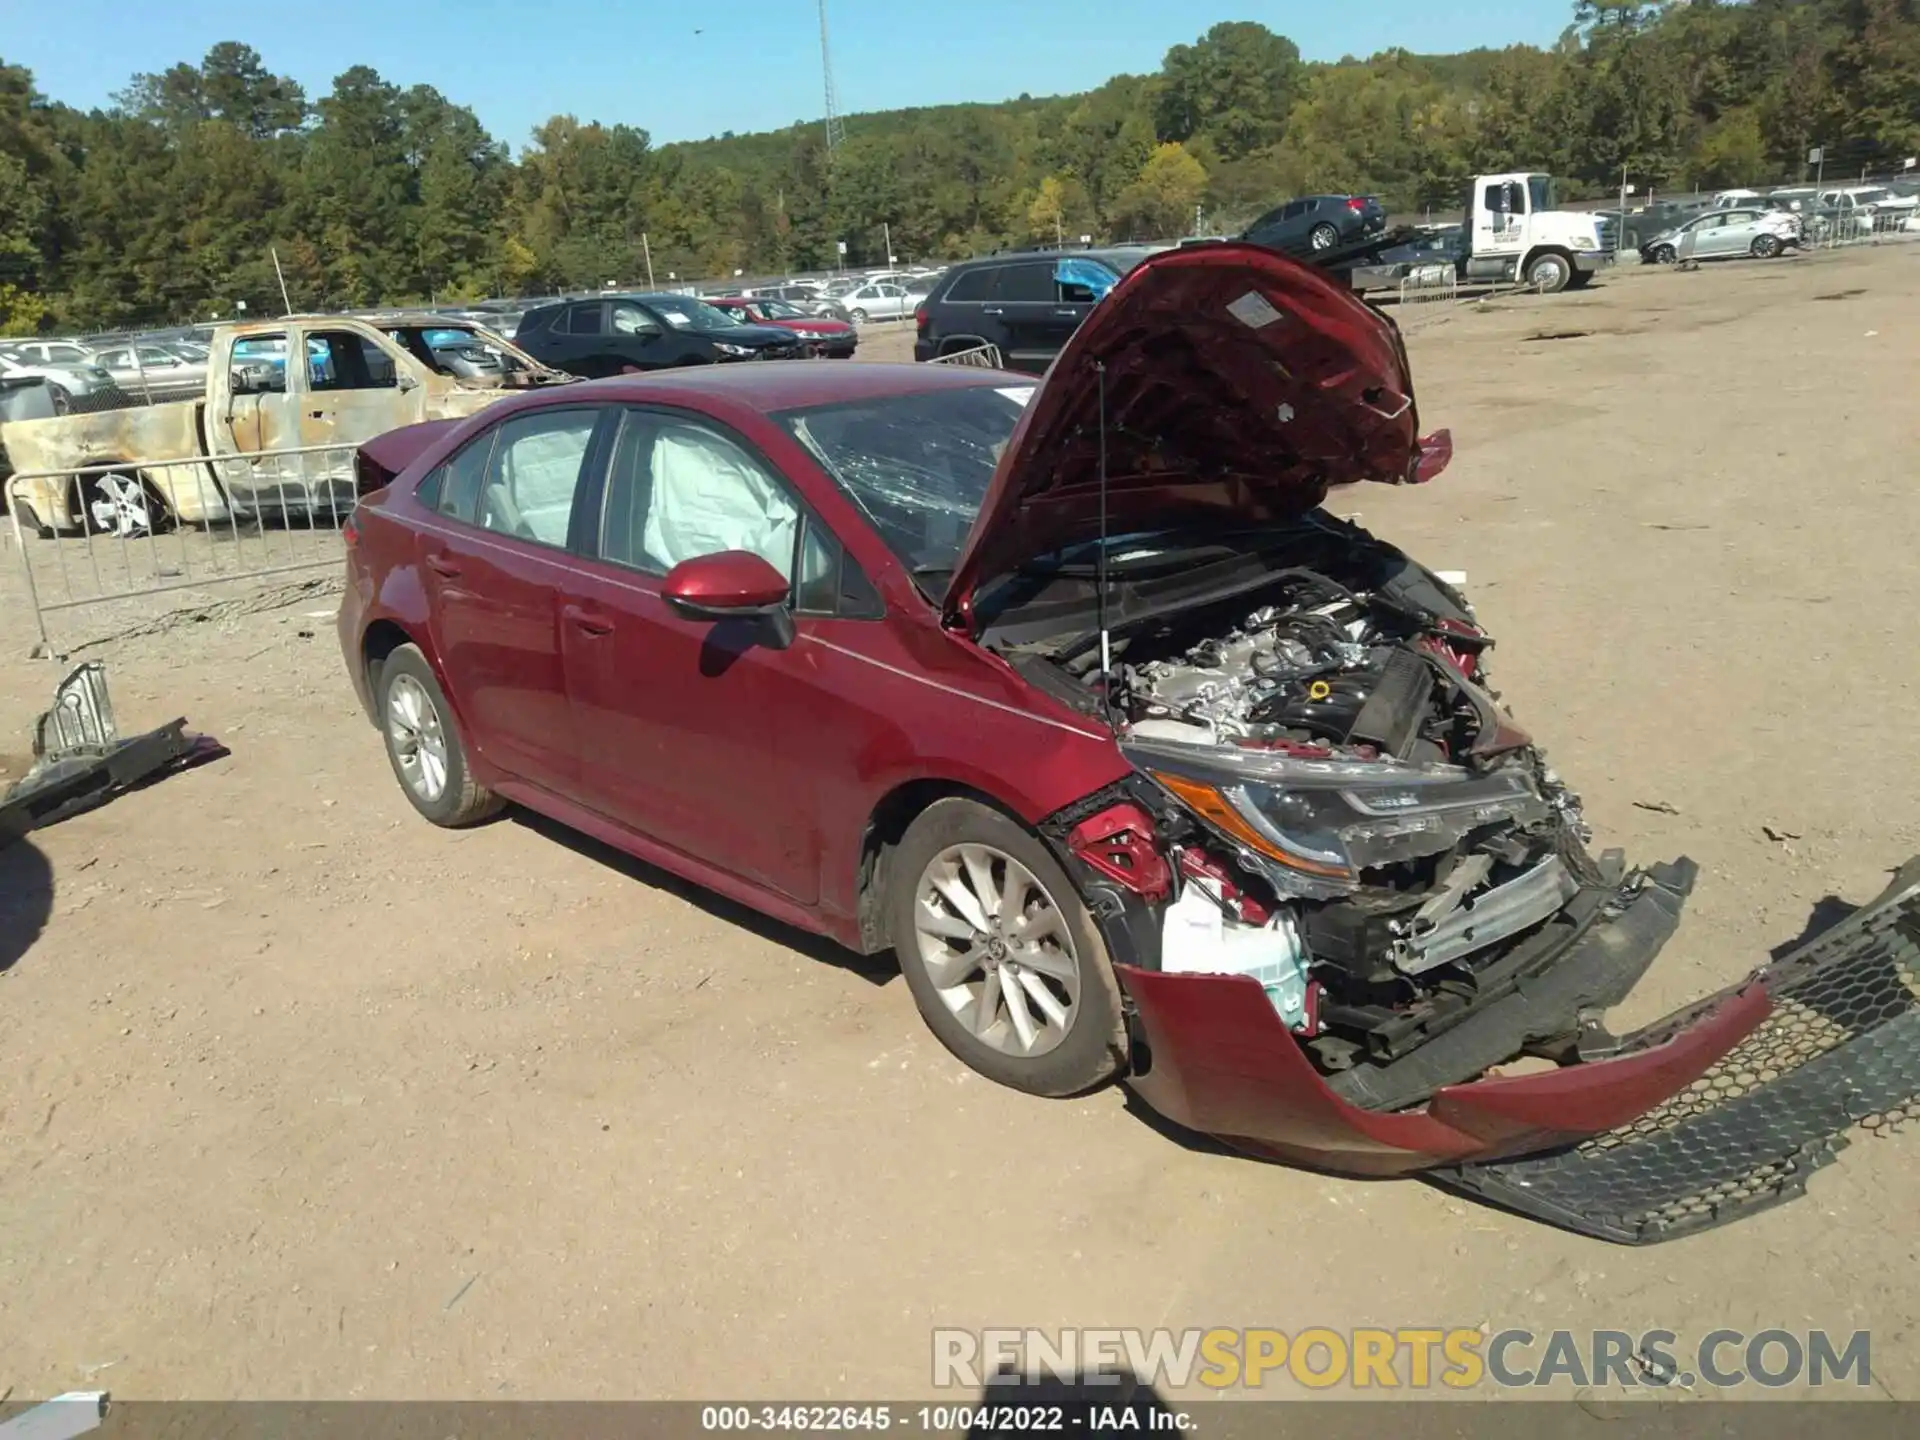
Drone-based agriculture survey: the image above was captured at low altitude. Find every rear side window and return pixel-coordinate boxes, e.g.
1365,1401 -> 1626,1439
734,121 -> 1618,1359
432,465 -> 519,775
480,409 -> 599,546
567,304 -> 604,336
994,263 -> 1056,303
942,267 -> 999,303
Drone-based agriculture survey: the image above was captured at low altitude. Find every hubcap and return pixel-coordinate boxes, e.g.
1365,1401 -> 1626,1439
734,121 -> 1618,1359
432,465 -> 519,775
912,843 -> 1080,1059
1311,229 -> 1334,250
386,674 -> 450,803
90,474 -> 152,536
1534,259 -> 1566,289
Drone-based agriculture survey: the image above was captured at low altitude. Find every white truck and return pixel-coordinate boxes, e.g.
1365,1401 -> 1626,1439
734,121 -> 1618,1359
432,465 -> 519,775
1344,172 -> 1610,295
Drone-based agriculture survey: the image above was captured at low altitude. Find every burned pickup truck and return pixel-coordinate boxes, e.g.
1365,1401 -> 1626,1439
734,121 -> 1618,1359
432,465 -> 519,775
4,315 -> 571,538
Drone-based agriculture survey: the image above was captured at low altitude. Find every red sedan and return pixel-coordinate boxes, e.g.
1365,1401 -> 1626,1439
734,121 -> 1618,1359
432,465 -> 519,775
339,243 -> 1893,1240
709,296 -> 857,358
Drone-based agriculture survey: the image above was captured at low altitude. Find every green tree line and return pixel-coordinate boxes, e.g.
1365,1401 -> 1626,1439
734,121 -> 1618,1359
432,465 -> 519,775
1,2 -> 1915,332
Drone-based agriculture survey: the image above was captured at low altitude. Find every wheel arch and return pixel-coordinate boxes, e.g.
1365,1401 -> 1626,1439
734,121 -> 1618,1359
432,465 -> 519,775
853,777 -> 1036,954
1522,245 -> 1576,287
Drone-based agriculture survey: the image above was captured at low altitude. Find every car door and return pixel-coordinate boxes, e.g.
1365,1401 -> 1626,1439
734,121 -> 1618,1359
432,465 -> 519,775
988,261 -> 1080,373
555,407 -> 856,901
210,330 -> 302,512
294,326 -> 426,512
418,404 -> 611,797
1476,180 -> 1526,265
1718,210 -> 1763,254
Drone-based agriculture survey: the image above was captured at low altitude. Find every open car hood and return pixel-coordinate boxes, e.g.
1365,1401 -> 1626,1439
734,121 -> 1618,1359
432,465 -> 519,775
941,242 -> 1451,629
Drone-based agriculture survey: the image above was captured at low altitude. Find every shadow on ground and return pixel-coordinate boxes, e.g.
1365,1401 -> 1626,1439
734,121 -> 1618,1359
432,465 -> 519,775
0,836 -> 54,973
508,806 -> 898,986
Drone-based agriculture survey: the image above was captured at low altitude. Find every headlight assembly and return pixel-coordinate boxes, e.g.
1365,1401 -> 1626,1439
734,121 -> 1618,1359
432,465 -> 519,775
1128,737 -> 1552,898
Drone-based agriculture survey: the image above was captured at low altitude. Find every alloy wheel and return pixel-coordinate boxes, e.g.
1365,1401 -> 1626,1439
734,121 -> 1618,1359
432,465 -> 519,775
911,842 -> 1081,1059
387,673 -> 450,803
89,474 -> 153,536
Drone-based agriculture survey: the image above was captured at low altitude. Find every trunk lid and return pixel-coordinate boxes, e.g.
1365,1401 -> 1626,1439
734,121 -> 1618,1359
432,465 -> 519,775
941,241 -> 1450,629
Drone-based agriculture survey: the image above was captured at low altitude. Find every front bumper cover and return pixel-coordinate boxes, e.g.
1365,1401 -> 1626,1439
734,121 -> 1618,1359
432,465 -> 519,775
1574,248 -> 1615,273
1118,855 -> 1920,1240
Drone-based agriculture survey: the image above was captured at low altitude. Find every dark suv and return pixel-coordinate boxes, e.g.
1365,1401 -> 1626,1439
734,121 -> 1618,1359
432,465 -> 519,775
912,246 -> 1163,373
1243,195 -> 1387,255
514,293 -> 803,377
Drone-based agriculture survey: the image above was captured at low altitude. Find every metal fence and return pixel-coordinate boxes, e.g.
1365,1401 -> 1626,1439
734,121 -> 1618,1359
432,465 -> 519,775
928,342 -> 1005,368
1395,264 -> 1459,324
5,442 -> 358,654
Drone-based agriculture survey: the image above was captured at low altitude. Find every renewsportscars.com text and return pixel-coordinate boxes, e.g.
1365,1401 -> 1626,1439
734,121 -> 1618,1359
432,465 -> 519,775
932,1327 -> 1872,1391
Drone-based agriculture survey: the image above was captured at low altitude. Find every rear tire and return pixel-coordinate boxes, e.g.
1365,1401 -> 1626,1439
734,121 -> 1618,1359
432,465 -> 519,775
377,644 -> 502,828
888,798 -> 1126,1098
1309,223 -> 1339,251
850,308 -> 869,325
81,471 -> 173,537
1752,234 -> 1782,258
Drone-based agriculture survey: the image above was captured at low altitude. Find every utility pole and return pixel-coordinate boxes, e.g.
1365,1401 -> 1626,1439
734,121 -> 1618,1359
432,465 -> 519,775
271,246 -> 293,316
642,232 -> 655,289
819,0 -> 844,155
883,221 -> 894,268
1618,165 -> 1629,257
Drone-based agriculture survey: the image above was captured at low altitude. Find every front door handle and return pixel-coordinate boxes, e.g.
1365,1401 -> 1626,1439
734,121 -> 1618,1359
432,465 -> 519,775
424,553 -> 461,579
561,603 -> 614,637
981,306 -> 1006,316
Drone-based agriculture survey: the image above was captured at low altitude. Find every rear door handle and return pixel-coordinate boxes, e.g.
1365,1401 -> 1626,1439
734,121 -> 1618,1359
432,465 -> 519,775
424,553 -> 461,578
981,306 -> 1006,316
561,603 -> 614,637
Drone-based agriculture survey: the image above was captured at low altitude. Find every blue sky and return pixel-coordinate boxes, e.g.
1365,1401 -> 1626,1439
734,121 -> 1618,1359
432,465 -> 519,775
8,0 -> 1572,151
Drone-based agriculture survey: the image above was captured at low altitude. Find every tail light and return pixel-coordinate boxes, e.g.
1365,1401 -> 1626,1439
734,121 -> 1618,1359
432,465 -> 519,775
914,305 -> 928,335
341,510 -> 360,550
1347,198 -> 1366,213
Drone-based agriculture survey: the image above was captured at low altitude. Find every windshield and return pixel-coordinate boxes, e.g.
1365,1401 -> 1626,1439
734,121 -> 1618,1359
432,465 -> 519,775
645,296 -> 748,330
1527,175 -> 1556,213
780,384 -> 1037,577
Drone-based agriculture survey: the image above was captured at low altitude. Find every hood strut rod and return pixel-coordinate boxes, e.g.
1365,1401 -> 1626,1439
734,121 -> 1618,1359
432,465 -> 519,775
1095,361 -> 1114,721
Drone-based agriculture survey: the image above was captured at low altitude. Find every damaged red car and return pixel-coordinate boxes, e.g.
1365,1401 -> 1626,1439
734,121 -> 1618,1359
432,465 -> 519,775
338,242 -> 1919,1244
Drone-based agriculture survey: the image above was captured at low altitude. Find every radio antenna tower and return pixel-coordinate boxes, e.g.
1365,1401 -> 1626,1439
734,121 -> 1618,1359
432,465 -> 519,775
819,0 -> 845,154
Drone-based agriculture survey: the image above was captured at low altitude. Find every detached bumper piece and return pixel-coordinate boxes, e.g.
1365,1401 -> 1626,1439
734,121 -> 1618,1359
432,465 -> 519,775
0,662 -> 224,850
1433,856 -> 1920,1244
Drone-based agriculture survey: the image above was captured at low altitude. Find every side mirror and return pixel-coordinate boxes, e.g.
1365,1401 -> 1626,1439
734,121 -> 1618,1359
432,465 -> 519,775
396,372 -> 419,392
662,550 -> 791,616
662,551 -> 795,647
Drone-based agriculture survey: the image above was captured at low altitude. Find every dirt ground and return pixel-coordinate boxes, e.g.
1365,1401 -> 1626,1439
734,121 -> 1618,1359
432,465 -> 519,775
2,245 -> 1918,1403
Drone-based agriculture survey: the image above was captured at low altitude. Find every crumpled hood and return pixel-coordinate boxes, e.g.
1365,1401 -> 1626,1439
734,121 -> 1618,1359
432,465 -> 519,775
942,242 -> 1450,628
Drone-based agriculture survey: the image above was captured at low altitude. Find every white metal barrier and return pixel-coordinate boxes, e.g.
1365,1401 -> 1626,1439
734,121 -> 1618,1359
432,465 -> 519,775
1396,264 -> 1459,323
929,342 -> 1005,369
5,442 -> 361,653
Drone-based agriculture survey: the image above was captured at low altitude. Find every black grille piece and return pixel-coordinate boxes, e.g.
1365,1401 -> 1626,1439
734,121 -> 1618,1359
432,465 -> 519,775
1431,857 -> 1920,1244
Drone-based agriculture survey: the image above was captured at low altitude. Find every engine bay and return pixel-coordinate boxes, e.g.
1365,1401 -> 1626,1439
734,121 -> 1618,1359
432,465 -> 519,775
1030,522 -> 1609,1105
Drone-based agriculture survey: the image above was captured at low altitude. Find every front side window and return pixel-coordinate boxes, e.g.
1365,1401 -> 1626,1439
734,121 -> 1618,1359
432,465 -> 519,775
476,409 -> 598,546
611,302 -> 660,336
306,330 -> 397,391
600,414 -> 799,577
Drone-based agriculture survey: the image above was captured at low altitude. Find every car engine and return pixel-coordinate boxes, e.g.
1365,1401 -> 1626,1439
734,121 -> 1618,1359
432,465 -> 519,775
1119,568 -> 1492,767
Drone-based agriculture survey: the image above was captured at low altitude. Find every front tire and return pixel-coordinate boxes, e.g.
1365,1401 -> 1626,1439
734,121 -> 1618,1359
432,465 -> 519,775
1651,244 -> 1676,265
888,798 -> 1125,1097
1526,251 -> 1572,293
377,644 -> 502,827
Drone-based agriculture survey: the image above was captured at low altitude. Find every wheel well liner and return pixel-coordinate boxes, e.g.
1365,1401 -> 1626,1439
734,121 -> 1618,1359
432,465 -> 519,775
360,618 -> 418,699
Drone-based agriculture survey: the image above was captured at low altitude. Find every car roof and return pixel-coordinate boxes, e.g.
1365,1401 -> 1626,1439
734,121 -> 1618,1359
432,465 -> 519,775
505,360 -> 1011,419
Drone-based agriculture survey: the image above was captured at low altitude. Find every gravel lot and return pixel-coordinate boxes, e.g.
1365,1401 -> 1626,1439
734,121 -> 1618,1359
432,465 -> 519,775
2,244 -> 1917,1402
